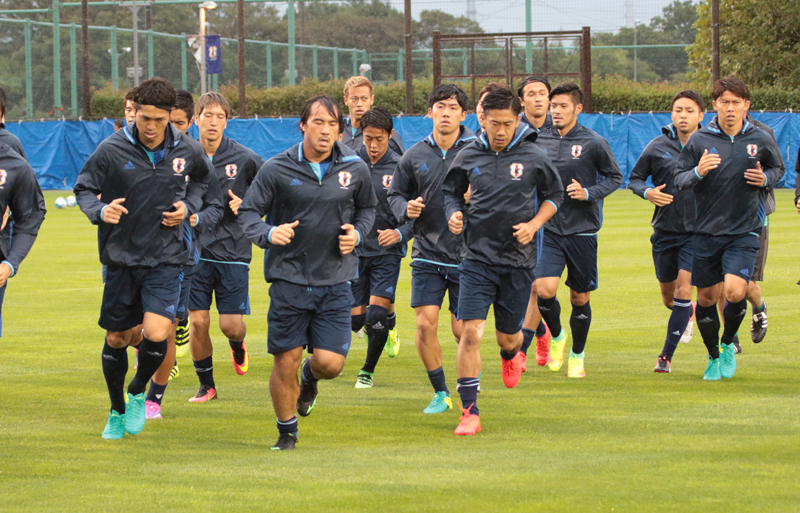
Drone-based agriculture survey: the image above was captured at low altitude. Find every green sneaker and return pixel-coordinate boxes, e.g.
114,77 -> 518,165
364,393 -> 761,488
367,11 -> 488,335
124,392 -> 146,435
547,330 -> 569,371
385,327 -> 400,358
703,356 -> 721,381
354,371 -> 374,388
101,410 -> 126,439
720,342 -> 737,378
423,391 -> 452,414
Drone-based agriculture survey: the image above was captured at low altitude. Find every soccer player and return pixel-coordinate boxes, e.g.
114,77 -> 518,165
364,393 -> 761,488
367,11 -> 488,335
517,76 -> 555,370
124,89 -> 136,125
0,140 -> 46,337
387,84 -> 477,414
144,91 -> 225,420
675,78 -> 783,380
238,95 -> 376,450
518,75 -> 553,132
341,76 -> 404,155
443,88 -> 563,435
169,88 -> 197,360
74,77 -> 211,439
350,107 -> 413,388
187,92 -> 264,403
475,82 -> 504,129
715,112 -> 782,353
113,118 -> 125,132
534,82 -> 623,378
629,90 -> 704,373
0,87 -> 26,158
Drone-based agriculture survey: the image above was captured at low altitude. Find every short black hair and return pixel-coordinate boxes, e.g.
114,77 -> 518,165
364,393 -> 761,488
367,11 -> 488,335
133,77 -> 176,113
428,84 -> 469,111
549,82 -> 583,105
300,95 -> 343,134
124,88 -> 136,103
114,118 -> 125,129
671,90 -> 705,112
0,86 -> 6,118
360,106 -> 393,134
174,89 -> 195,120
481,88 -> 522,117
517,76 -> 552,97
712,78 -> 750,102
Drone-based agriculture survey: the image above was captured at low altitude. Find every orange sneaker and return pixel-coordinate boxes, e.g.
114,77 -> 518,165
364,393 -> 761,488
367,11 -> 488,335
454,406 -> 481,436
519,351 -> 528,373
188,385 -> 217,402
535,324 -> 551,366
231,341 -> 249,375
501,352 -> 523,388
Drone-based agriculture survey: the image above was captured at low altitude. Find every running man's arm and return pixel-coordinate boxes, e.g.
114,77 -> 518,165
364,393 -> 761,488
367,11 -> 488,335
181,157 -> 212,217
674,138 -> 706,190
629,142 -> 655,199
237,164 -> 278,249
192,170 -> 224,232
4,163 -> 46,275
584,139 -> 623,202
387,153 -> 416,223
441,154 -> 470,221
351,165 -> 378,245
74,148 -> 110,224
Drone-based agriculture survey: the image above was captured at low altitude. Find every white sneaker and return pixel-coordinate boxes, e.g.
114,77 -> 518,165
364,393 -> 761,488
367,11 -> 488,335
355,327 -> 365,339
680,320 -> 693,344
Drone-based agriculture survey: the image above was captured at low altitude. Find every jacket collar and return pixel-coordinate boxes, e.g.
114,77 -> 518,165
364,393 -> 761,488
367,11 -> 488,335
358,145 -> 397,167
123,121 -> 181,150
423,125 -> 477,150
478,123 -> 536,151
706,115 -> 751,136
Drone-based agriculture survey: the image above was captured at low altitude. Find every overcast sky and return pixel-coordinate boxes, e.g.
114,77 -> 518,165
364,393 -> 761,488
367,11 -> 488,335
384,0 -> 678,34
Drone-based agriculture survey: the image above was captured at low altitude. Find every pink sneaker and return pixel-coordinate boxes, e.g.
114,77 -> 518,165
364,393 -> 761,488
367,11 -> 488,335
145,400 -> 162,420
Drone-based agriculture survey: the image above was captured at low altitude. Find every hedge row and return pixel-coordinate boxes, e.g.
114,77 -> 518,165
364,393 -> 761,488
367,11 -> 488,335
90,76 -> 800,119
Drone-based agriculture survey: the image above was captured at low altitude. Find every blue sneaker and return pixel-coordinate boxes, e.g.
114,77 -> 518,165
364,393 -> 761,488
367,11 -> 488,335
124,392 -> 146,435
101,410 -> 125,439
423,391 -> 452,414
703,356 -> 721,381
720,342 -> 737,378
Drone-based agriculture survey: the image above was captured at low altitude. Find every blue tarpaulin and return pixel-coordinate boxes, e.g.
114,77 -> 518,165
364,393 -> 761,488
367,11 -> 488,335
5,112 -> 799,191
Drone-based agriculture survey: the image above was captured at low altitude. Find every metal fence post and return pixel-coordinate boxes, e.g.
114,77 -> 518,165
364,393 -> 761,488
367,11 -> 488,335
147,29 -> 154,78
333,47 -> 338,79
181,33 -> 188,90
352,49 -> 357,77
52,0 -> 62,110
266,41 -> 272,87
288,0 -> 296,85
70,23 -> 78,117
581,26 -> 592,113
111,26 -> 119,89
397,48 -> 403,82
312,45 -> 318,79
24,19 -> 33,119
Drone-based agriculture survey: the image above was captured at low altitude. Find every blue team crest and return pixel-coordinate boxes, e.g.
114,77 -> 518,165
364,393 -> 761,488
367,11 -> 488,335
747,144 -> 758,157
571,145 -> 582,158
510,163 -> 524,179
0,170 -> 6,186
382,174 -> 393,188
339,171 -> 352,188
172,158 -> 186,174
225,164 -> 238,178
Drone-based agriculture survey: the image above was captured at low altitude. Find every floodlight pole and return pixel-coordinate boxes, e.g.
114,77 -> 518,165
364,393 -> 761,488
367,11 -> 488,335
82,0 -> 91,116
237,0 -> 246,115
403,0 -> 413,114
711,0 -> 720,82
200,5 -> 207,94
125,0 -> 142,86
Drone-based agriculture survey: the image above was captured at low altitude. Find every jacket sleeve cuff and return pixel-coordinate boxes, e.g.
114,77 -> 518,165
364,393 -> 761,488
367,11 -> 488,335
544,199 -> 559,213
268,226 -> 276,244
583,188 -> 590,201
100,205 -> 108,223
763,175 -> 768,188
178,201 -> 188,219
395,229 -> 402,242
643,188 -> 651,200
694,167 -> 703,180
355,230 -> 361,246
2,260 -> 15,277
194,212 -> 201,227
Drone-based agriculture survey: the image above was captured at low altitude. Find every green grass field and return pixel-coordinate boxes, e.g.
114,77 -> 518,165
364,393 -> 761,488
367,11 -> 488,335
2,190 -> 799,512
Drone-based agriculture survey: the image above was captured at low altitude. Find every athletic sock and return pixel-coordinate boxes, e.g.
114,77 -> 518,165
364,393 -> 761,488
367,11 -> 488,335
661,298 -> 693,358
426,366 -> 449,394
721,299 -> 748,344
535,320 -> 547,337
229,335 -> 246,365
500,349 -> 518,361
127,337 -> 167,396
146,381 -> 168,405
351,313 -> 366,333
387,311 -> 397,331
362,305 -> 389,374
537,296 -> 562,338
102,340 -> 128,414
193,356 -> 215,388
457,377 -> 479,416
301,357 -> 319,384
520,328 -> 535,355
752,300 -> 766,314
695,304 -> 721,359
569,301 -> 592,354
277,415 -> 298,436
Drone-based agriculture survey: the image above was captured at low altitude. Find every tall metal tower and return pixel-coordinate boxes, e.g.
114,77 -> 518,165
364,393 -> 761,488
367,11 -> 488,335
466,0 -> 477,22
625,0 -> 635,28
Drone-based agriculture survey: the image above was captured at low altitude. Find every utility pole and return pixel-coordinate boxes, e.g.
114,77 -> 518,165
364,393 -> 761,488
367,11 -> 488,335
711,0 -> 720,82
237,0 -> 246,116
404,0 -> 413,114
633,20 -> 638,82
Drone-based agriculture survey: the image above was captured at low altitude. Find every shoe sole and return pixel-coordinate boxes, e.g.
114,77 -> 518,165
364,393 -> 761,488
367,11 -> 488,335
455,426 -> 482,436
188,391 -> 218,403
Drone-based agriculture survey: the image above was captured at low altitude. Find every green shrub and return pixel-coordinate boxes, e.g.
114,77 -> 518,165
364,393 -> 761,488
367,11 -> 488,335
87,76 -> 800,119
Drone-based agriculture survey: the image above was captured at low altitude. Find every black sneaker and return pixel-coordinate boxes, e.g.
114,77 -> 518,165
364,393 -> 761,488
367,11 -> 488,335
750,303 -> 767,343
654,356 -> 671,373
271,432 -> 297,451
297,358 -> 318,417
732,334 -> 742,354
